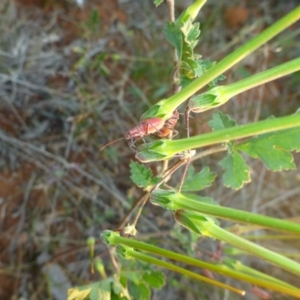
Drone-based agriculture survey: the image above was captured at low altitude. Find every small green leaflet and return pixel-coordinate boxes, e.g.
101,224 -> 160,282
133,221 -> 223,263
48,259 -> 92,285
68,280 -> 113,300
208,74 -> 227,87
129,282 -> 150,300
194,59 -> 226,87
164,18 -> 201,82
68,277 -> 132,300
112,279 -> 126,296
91,280 -> 111,300
209,113 -> 300,188
180,59 -> 225,88
121,269 -> 165,299
163,22 -> 183,60
153,0 -> 164,7
142,270 -> 166,289
130,161 -> 160,189
68,285 -> 93,300
181,21 -> 200,49
219,150 -> 251,190
163,8 -> 224,88
121,270 -> 141,285
208,111 -> 236,130
181,166 -> 216,192
189,93 -> 217,113
237,127 -> 300,171
180,21 -> 200,78
193,59 -> 206,77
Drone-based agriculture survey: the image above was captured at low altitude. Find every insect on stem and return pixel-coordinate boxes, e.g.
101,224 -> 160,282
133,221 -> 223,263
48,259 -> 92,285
100,111 -> 180,152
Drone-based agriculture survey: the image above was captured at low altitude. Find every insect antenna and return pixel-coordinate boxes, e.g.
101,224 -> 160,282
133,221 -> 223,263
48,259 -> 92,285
100,137 -> 124,151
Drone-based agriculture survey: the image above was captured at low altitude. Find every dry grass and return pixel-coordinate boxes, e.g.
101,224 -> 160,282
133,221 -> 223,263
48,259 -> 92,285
0,0 -> 299,299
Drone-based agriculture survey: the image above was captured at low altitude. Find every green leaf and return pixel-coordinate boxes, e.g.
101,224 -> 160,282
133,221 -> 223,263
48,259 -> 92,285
193,59 -> 205,77
153,0 -> 164,7
177,20 -> 201,80
181,21 -> 200,49
94,279 -> 114,300
68,286 -> 93,300
199,59 -> 226,87
180,58 -> 225,87
68,281 -> 112,300
163,22 -> 183,60
112,279 -> 123,295
129,282 -> 150,300
201,59 -> 214,71
121,268 -> 144,285
179,75 -> 193,88
219,150 -> 251,190
110,292 -> 123,300
188,93 -> 218,113
237,127 -> 300,171
181,166 -> 216,191
142,270 -> 166,289
112,277 -> 131,300
208,111 -> 236,130
130,161 -> 159,189
119,276 -> 127,289
121,270 -> 141,285
208,74 -> 227,87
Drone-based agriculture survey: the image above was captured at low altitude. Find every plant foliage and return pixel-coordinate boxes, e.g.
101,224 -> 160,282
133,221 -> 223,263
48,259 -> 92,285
70,2 -> 300,299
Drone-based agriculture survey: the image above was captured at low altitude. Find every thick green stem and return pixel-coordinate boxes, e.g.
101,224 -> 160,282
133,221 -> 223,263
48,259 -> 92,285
142,6 -> 300,119
150,190 -> 300,235
189,57 -> 300,112
136,114 -> 300,162
223,57 -> 300,99
176,211 -> 300,277
121,246 -> 245,295
100,230 -> 300,296
176,0 -> 206,24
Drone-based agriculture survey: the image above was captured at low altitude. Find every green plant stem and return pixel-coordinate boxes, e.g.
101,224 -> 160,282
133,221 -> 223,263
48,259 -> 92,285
176,0 -> 206,24
189,57 -> 300,112
176,210 -> 300,277
221,57 -> 300,99
136,113 -> 300,162
101,230 -> 300,296
118,245 -> 245,295
142,5 -> 300,119
223,258 -> 292,287
150,190 -> 300,235
168,114 -> 300,151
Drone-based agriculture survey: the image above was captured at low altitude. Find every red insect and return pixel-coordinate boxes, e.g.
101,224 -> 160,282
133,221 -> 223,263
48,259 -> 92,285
124,117 -> 165,145
155,110 -> 179,138
251,287 -> 271,300
100,110 -> 179,151
125,110 -> 179,144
